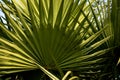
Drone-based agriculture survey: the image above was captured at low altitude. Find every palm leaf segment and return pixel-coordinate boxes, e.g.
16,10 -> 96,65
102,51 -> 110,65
0,0 -> 113,77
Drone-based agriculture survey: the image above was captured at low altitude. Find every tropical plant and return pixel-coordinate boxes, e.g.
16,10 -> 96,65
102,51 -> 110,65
111,0 -> 120,79
0,0 -> 115,79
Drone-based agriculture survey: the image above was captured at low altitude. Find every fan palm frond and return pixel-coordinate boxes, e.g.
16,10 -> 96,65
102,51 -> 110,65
0,0 -> 113,79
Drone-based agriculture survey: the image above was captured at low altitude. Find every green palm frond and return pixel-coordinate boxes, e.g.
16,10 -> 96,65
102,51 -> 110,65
0,0 -> 113,79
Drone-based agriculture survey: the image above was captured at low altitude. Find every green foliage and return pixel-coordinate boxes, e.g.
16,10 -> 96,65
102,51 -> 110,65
112,0 -> 120,66
0,0 -> 115,79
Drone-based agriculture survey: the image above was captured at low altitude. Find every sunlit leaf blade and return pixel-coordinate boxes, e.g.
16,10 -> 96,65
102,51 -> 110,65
0,0 -> 113,79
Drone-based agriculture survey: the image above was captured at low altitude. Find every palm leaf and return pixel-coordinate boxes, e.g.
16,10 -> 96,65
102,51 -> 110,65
0,0 -> 113,79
